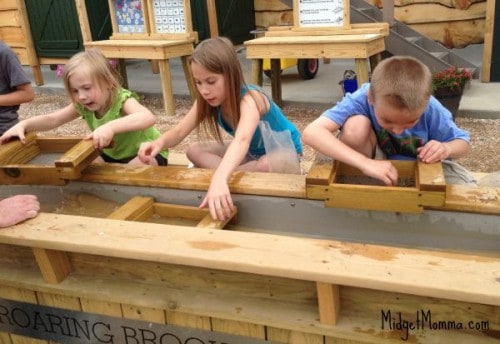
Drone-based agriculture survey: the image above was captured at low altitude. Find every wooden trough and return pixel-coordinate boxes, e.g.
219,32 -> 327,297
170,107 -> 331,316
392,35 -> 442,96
0,135 -> 498,343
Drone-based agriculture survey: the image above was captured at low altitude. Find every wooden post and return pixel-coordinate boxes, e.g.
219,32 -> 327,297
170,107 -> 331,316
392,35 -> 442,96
482,0 -> 495,82
206,0 -> 219,37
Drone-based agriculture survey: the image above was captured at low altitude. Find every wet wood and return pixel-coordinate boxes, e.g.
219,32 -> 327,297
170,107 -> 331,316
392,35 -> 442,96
1,212 -> 498,307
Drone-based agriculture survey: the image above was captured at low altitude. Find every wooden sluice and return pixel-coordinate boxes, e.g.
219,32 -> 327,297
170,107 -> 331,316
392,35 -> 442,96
0,135 -> 498,343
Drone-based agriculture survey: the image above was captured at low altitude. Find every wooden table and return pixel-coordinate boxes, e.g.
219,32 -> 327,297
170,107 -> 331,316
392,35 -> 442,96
244,33 -> 387,106
85,39 -> 196,116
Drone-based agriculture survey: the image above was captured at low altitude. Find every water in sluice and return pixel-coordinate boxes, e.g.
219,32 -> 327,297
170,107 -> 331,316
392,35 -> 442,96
1,182 -> 499,255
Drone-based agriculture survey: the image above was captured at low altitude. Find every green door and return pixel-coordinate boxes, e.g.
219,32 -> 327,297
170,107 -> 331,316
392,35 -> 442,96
191,0 -> 255,44
491,2 -> 500,81
24,0 -> 111,58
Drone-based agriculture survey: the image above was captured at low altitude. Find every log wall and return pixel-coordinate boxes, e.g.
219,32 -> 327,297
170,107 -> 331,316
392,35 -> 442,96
254,0 -> 487,48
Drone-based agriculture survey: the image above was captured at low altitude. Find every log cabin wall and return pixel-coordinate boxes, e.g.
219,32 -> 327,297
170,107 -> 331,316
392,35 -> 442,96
0,0 -> 42,85
254,0 -> 487,49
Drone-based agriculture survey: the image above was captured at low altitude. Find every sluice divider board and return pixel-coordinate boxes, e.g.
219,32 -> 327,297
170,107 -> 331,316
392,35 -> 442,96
0,134 -> 98,184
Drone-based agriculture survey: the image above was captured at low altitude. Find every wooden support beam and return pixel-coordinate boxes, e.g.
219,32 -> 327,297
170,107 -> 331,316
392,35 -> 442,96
32,247 -> 72,284
196,207 -> 238,229
54,139 -> 99,179
206,0 -> 219,37
107,196 -> 155,221
316,282 -> 340,325
0,132 -> 39,164
417,161 -> 446,192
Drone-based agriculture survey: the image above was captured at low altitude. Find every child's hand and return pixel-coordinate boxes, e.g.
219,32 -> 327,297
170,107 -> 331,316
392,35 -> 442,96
138,141 -> 161,164
417,140 -> 450,163
360,159 -> 399,186
199,178 -> 235,221
86,126 -> 114,150
0,123 -> 26,144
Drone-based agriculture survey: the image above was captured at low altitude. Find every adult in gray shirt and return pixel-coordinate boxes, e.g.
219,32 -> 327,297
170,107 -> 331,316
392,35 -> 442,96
0,41 -> 34,135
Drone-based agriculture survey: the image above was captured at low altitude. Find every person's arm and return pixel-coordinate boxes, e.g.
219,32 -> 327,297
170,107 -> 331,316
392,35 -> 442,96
0,103 -> 79,144
0,195 -> 40,228
199,94 -> 261,220
137,101 -> 199,164
302,116 -> 398,185
0,83 -> 35,107
417,138 -> 470,163
86,97 -> 157,150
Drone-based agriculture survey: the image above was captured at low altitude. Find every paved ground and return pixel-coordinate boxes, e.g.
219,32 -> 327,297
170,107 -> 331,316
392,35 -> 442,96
23,43 -> 499,119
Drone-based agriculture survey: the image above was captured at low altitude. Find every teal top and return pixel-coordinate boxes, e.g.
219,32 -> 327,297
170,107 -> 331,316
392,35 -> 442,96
216,85 -> 302,156
76,89 -> 168,160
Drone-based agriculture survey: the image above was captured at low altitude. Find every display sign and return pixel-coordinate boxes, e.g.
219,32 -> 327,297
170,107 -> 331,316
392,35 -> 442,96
296,0 -> 346,28
152,0 -> 187,33
114,0 -> 146,33
0,298 -> 274,344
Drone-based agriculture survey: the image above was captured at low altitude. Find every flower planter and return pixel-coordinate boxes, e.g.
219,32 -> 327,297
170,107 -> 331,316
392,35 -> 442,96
433,86 -> 463,119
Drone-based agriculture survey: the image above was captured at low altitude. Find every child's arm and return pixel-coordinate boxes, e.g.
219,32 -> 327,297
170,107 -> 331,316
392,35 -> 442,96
199,95 -> 261,221
138,101 -> 198,164
417,139 -> 470,163
0,83 -> 35,107
302,116 -> 398,186
0,104 -> 79,144
86,97 -> 156,150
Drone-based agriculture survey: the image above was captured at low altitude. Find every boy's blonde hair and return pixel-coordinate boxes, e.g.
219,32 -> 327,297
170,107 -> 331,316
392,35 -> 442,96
190,37 -> 246,143
63,49 -> 122,107
370,56 -> 432,112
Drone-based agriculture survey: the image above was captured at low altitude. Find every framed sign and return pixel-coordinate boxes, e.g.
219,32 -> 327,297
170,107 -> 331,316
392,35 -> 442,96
151,0 -> 186,33
112,0 -> 146,34
293,0 -> 350,31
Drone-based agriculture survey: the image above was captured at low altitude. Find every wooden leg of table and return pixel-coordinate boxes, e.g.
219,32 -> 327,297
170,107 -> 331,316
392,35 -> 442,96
251,59 -> 263,86
355,58 -> 369,85
270,58 -> 283,107
31,66 -> 44,86
369,53 -> 382,73
151,60 -> 160,74
157,59 -> 175,116
117,59 -> 129,89
181,56 -> 196,100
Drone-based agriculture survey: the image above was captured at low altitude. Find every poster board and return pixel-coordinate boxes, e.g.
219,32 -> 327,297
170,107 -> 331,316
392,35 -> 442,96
147,0 -> 196,40
109,0 -> 150,38
293,0 -> 350,32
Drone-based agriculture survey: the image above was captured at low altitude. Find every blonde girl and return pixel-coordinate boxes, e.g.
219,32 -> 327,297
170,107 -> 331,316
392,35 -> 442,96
0,49 -> 168,165
138,37 -> 302,220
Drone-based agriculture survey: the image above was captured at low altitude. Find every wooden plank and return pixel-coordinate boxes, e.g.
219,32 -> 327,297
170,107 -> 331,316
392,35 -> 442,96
306,153 -> 335,186
107,196 -> 155,221
417,161 -> 446,192
2,212 -> 499,306
316,282 -> 340,325
32,248 -> 72,284
482,0 -> 495,81
153,203 -> 208,221
0,166 -> 66,186
54,139 -> 99,179
196,207 -> 238,229
326,184 -> 423,213
206,0 -> 219,37
36,136 -> 84,152
441,185 -> 500,214
264,23 -> 390,37
79,164 -> 306,198
0,133 -> 38,164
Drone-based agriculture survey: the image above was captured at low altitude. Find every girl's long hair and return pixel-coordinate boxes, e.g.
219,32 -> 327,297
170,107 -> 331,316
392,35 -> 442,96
63,49 -> 122,111
190,37 -> 246,143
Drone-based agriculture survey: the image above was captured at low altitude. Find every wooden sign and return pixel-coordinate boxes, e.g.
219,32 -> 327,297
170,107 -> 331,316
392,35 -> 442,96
293,0 -> 350,31
147,0 -> 195,39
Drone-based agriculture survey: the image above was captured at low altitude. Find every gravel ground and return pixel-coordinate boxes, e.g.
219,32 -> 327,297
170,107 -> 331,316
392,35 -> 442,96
18,91 -> 500,173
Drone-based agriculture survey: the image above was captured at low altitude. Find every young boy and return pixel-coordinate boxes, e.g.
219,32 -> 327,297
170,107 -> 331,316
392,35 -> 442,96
302,55 -> 475,186
0,41 -> 35,135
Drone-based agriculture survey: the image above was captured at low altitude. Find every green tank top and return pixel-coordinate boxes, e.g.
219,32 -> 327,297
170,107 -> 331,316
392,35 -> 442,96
76,89 -> 168,160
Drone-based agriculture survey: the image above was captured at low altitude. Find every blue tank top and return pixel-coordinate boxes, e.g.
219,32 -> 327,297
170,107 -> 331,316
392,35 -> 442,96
216,85 -> 302,156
